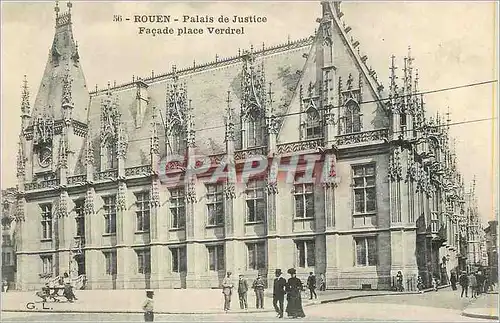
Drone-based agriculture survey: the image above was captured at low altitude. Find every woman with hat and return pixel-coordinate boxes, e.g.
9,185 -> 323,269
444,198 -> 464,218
285,268 -> 306,318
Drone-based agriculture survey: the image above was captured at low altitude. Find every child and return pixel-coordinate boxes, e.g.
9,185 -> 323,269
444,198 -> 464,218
142,290 -> 154,322
417,276 -> 424,293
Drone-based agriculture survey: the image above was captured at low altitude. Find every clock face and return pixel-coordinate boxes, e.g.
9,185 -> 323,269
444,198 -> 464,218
38,147 -> 52,168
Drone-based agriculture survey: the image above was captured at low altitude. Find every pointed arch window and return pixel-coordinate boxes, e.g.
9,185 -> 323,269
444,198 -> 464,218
247,108 -> 265,148
170,124 -> 186,156
305,107 -> 322,139
344,100 -> 362,134
102,140 -> 117,170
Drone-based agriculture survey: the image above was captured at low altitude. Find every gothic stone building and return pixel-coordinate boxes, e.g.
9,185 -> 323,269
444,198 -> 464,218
14,1 -> 471,290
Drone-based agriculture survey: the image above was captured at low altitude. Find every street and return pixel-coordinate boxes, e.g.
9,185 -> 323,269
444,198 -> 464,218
1,289 -> 491,322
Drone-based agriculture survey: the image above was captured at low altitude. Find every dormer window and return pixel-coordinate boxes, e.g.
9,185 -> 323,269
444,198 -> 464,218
170,124 -> 186,156
102,140 -> 117,170
247,109 -> 265,148
305,107 -> 322,139
344,100 -> 361,134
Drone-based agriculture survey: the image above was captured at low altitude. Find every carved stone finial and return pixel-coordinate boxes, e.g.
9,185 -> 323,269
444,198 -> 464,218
85,126 -> 94,166
16,138 -> 25,178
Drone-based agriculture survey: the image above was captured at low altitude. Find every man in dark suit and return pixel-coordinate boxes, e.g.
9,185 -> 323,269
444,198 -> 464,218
307,272 -> 317,299
237,274 -> 249,309
273,269 -> 287,318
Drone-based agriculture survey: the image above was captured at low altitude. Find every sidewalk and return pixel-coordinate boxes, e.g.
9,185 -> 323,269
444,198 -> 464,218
1,287 -> 438,315
461,291 -> 499,320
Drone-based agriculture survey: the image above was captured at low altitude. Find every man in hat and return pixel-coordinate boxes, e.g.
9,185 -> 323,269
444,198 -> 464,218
237,274 -> 249,310
142,290 -> 154,322
252,273 -> 265,309
222,271 -> 234,312
307,272 -> 317,299
273,269 -> 287,318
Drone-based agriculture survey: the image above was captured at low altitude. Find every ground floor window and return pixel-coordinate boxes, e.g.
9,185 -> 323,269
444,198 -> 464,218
247,242 -> 266,270
207,245 -> 224,271
40,255 -> 53,275
171,247 -> 187,273
295,240 -> 315,268
104,251 -> 117,275
355,236 -> 377,266
136,249 -> 151,274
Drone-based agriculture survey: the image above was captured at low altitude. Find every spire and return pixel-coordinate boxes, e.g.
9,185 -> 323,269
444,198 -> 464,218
21,75 -> 30,116
31,1 -> 89,124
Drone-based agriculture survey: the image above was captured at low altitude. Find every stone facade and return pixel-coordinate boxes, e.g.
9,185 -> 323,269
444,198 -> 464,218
13,1 -> 479,291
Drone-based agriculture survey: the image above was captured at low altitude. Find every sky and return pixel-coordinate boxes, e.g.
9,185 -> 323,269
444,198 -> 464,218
1,1 -> 498,224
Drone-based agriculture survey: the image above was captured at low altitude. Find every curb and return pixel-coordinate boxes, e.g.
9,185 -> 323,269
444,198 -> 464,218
461,311 -> 499,321
1,286 -> 451,315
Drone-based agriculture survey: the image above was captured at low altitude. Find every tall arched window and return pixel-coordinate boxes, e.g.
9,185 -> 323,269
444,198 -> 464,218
105,142 -> 117,170
247,109 -> 265,147
170,124 -> 186,156
345,101 -> 361,134
305,108 -> 322,139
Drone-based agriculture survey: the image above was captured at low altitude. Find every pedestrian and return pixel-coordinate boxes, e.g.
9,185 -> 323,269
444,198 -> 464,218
318,273 -> 326,291
417,275 -> 424,293
2,279 -> 8,292
273,269 -> 287,318
396,271 -> 404,292
252,273 -> 265,309
459,271 -> 469,298
62,272 -> 77,302
222,271 -> 234,312
237,274 -> 248,310
450,271 -> 457,291
285,268 -> 306,319
476,271 -> 484,295
468,272 -> 477,298
432,275 -> 438,292
307,272 -> 317,299
142,290 -> 154,322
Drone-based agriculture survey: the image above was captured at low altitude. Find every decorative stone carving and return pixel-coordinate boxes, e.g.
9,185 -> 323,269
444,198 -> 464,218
33,113 -> 55,147
165,68 -> 188,136
116,182 -> 126,211
266,182 -> 278,195
241,47 -> 266,121
85,129 -> 94,166
100,87 -> 121,145
21,75 -> 31,116
61,65 -> 74,110
185,105 -> 196,149
116,123 -> 128,159
150,180 -> 160,208
57,193 -> 68,218
84,187 -> 94,215
15,199 -> 25,222
224,183 -> 236,199
267,114 -> 280,134
59,138 -> 68,169
185,178 -> 196,203
336,129 -> 388,146
150,107 -> 160,156
16,139 -> 25,178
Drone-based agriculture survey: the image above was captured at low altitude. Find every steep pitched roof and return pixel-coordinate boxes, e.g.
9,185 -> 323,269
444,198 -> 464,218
30,3 -> 89,124
83,38 -> 313,169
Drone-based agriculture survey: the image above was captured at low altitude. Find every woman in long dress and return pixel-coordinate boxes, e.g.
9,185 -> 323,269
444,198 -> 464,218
285,268 -> 306,318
